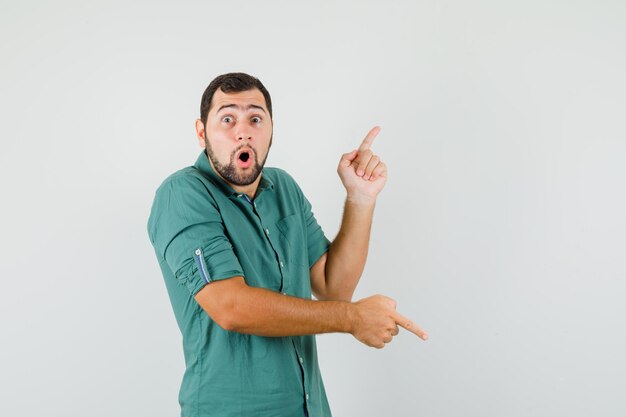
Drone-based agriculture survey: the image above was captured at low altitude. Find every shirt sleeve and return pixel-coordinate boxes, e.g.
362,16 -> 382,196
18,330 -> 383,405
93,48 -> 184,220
300,190 -> 331,269
147,174 -> 244,295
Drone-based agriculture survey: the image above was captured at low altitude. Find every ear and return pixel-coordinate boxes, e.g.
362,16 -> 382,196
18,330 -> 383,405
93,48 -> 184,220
195,118 -> 206,148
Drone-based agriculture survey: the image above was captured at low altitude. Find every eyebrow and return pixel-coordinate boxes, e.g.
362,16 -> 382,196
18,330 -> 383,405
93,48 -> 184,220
216,104 -> 267,114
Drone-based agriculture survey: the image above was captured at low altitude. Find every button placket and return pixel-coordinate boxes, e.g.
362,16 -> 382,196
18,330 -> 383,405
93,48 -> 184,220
292,340 -> 309,408
254,199 -> 287,294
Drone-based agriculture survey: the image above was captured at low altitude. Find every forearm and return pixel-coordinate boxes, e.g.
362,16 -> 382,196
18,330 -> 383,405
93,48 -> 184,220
324,195 -> 376,300
196,278 -> 353,336
194,277 -> 428,346
320,125 -> 386,300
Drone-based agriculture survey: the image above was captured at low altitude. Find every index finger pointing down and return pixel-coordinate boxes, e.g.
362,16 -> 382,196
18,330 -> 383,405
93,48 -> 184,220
358,126 -> 381,151
392,311 -> 428,340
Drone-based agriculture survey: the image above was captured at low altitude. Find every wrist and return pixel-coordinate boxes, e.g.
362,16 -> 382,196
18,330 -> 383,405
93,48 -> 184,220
343,302 -> 358,334
345,192 -> 377,207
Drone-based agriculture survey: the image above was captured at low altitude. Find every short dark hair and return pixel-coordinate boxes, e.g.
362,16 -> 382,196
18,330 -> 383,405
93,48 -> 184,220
200,72 -> 272,125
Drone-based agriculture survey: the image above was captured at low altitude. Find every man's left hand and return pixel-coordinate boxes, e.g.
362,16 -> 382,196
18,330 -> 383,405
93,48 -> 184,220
337,126 -> 387,203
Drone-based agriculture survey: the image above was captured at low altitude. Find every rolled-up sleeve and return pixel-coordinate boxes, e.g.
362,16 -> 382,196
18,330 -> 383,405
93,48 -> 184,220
148,175 -> 243,295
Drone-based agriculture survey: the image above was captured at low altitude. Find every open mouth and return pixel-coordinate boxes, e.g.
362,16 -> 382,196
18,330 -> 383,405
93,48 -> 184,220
239,151 -> 250,163
236,148 -> 254,168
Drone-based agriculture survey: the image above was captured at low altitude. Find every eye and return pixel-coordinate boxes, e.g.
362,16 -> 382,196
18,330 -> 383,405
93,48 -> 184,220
222,115 -> 234,123
251,116 -> 262,124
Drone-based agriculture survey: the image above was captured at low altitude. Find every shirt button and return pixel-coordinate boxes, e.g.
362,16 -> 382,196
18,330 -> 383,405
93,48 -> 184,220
305,394 -> 309,401
299,357 -> 303,364
282,292 -> 287,295
264,228 -> 270,235
279,261 -> 284,268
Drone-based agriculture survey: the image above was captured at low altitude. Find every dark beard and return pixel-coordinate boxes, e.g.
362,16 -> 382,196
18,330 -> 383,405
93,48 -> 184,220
205,141 -> 269,186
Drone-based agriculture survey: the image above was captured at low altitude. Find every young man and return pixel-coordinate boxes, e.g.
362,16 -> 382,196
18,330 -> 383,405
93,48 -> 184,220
147,72 -> 427,417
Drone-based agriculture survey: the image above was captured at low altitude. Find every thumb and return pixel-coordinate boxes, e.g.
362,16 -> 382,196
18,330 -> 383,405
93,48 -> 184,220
340,149 -> 358,167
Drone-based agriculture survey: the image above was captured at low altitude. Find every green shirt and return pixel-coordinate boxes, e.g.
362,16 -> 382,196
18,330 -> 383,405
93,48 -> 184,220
147,151 -> 332,417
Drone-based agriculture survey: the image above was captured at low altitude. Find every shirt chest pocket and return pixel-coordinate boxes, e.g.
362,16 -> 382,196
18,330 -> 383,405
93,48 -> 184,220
275,214 -> 308,268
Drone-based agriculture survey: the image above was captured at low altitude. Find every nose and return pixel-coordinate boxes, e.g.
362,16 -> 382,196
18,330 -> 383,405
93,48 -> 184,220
236,128 -> 252,141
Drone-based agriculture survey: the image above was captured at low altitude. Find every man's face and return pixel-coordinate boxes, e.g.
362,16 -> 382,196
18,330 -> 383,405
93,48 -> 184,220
199,88 -> 273,187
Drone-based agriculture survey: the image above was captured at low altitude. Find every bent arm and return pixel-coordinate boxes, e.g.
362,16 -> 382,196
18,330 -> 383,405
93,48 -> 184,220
194,276 -> 428,346
195,276 -> 353,336
311,127 -> 387,301
312,197 -> 375,301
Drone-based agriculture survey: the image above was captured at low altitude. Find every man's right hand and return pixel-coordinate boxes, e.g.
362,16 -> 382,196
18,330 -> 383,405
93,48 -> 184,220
349,295 -> 428,348
194,277 -> 427,347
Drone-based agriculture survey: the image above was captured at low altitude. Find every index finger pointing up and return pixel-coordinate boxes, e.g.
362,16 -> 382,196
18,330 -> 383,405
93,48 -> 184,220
392,310 -> 429,341
358,126 -> 381,151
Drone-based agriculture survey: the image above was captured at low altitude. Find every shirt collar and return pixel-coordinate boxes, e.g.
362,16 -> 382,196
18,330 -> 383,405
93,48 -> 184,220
193,151 -> 274,198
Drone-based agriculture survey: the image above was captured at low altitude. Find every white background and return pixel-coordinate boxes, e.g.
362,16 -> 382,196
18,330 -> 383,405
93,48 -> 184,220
1,1 -> 625,416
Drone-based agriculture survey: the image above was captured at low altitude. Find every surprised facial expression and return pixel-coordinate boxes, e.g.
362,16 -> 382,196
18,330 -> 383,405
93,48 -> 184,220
200,88 -> 273,187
